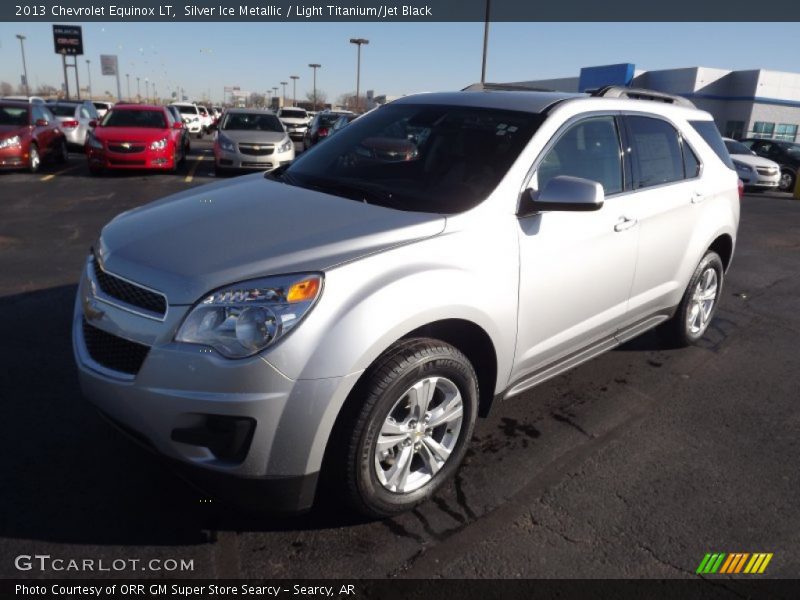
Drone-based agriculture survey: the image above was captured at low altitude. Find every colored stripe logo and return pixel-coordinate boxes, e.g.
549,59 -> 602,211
696,552 -> 773,574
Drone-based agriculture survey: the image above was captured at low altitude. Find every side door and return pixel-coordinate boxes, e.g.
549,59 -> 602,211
620,114 -> 704,327
30,104 -> 53,154
512,114 -> 639,384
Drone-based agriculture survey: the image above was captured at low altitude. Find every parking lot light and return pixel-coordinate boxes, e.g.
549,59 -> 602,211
349,38 -> 369,112
86,59 -> 92,99
280,82 -> 288,107
290,75 -> 299,107
126,74 -> 130,101
309,64 -> 321,111
16,34 -> 30,97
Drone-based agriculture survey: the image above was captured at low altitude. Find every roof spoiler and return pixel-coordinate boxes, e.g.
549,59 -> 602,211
462,82 -> 556,92
590,86 -> 695,108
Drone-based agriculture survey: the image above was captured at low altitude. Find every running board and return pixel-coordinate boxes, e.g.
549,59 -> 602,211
503,313 -> 672,401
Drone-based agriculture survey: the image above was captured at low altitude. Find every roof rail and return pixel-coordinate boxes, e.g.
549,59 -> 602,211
590,86 -> 695,108
462,82 -> 556,92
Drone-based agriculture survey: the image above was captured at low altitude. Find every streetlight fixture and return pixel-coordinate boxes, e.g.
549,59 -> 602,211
15,34 -> 30,97
349,38 -> 369,112
85,59 -> 92,99
289,75 -> 299,107
280,81 -> 288,107
308,63 -> 321,111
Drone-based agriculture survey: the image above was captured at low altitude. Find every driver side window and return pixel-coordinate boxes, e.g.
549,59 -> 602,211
536,116 -> 623,195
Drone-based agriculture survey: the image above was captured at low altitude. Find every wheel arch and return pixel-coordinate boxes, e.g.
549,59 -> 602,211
708,233 -> 734,272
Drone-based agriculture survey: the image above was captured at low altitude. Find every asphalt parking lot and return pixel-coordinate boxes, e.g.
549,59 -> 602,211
0,142 -> 798,580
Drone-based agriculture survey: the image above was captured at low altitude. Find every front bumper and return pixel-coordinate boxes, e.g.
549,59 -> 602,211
214,146 -> 294,171
87,146 -> 175,170
284,125 -> 308,139
71,262 -> 354,512
739,170 -> 780,188
0,144 -> 26,168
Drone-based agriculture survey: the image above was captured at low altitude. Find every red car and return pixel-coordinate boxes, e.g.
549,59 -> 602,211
0,101 -> 68,173
85,104 -> 188,174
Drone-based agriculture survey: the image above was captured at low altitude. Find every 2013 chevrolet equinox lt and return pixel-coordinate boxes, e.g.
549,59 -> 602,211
73,87 -> 740,517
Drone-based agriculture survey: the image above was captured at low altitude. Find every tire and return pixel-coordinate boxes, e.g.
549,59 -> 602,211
214,164 -> 225,177
195,131 -> 203,140
181,140 -> 190,163
56,138 -> 69,164
28,144 -> 41,173
338,338 -> 478,518
660,251 -> 724,347
778,169 -> 796,192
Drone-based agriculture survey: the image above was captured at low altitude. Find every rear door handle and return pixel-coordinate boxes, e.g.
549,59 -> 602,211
691,192 -> 705,204
614,216 -> 637,232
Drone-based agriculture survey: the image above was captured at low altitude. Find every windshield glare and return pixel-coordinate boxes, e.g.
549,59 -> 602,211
283,104 -> 544,214
102,109 -> 167,129
221,113 -> 284,132
725,140 -> 753,155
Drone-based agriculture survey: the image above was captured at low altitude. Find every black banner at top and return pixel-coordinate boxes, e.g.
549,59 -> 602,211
6,0 -> 800,22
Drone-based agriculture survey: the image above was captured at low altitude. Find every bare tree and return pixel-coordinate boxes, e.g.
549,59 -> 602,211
248,92 -> 266,108
0,81 -> 13,96
305,89 -> 328,105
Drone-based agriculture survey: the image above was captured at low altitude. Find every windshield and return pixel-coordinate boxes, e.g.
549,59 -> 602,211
280,103 -> 544,214
221,113 -> 284,132
724,140 -> 753,155
48,104 -> 78,117
102,109 -> 167,128
280,109 -> 307,119
174,105 -> 197,115
0,106 -> 29,126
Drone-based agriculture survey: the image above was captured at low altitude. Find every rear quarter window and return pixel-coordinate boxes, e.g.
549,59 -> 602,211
689,120 -> 735,170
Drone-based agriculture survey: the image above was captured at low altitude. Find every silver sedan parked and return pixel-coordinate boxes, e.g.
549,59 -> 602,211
45,100 -> 98,149
213,108 -> 295,175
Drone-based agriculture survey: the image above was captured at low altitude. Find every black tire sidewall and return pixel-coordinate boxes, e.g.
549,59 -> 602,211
675,251 -> 724,344
353,347 -> 478,516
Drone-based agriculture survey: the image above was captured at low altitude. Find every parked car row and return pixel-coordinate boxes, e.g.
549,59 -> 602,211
0,100 -> 68,172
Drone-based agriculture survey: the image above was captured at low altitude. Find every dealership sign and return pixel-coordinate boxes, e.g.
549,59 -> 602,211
52,24 -> 83,55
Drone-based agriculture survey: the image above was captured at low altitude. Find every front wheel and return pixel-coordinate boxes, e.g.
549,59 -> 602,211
340,338 -> 478,518
28,144 -> 41,173
660,251 -> 724,347
778,169 -> 796,192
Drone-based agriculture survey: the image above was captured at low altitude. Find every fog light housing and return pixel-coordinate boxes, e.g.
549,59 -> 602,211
171,415 -> 256,463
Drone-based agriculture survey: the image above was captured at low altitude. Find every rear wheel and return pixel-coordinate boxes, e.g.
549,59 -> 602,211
337,338 -> 478,518
56,138 -> 69,163
28,144 -> 41,173
660,251 -> 724,347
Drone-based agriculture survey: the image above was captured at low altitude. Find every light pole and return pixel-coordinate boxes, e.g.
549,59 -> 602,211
272,87 -> 279,109
85,59 -> 92,99
280,81 -> 288,107
349,38 -> 369,112
126,73 -> 130,101
481,0 -> 491,84
16,34 -> 30,97
308,63 -> 321,111
136,77 -> 141,101
290,75 -> 299,107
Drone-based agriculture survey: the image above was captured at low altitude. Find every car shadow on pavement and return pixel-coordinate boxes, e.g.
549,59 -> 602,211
0,285 -> 367,547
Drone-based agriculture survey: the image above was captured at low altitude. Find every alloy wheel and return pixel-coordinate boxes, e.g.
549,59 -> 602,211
686,267 -> 718,335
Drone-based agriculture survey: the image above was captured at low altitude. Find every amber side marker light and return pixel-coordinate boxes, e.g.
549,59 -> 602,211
287,277 -> 321,303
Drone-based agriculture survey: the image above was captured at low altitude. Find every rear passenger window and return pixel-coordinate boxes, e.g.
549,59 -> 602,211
537,116 -> 623,195
682,141 -> 700,178
627,116 -> 684,189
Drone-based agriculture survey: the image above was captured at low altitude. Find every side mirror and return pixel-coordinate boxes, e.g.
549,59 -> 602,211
173,121 -> 183,129
88,120 -> 98,128
34,118 -> 49,127
520,175 -> 604,216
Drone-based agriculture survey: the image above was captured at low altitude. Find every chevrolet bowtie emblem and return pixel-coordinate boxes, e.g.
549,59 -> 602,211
121,142 -> 131,149
253,145 -> 260,150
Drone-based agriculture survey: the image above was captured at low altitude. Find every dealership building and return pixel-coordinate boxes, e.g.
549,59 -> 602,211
513,63 -> 800,142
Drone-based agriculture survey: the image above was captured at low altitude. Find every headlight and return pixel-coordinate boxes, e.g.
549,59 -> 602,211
277,138 -> 293,153
149,137 -> 168,151
86,133 -> 103,150
217,134 -> 236,152
0,135 -> 21,149
175,273 -> 323,358
733,161 -> 751,173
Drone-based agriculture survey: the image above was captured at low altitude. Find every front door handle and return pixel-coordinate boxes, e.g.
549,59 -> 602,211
614,216 -> 637,232
691,192 -> 705,204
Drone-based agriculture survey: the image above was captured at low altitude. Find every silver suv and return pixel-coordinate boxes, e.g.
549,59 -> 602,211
73,87 -> 740,517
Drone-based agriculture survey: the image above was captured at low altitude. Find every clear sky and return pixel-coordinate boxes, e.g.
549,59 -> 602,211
1,22 -> 799,103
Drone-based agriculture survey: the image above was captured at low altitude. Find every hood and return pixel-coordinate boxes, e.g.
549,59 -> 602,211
97,173 -> 445,304
219,130 -> 287,145
729,153 -> 779,169
94,127 -> 170,142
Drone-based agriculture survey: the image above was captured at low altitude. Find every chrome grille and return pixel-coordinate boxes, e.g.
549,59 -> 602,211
92,257 -> 167,317
238,144 -> 274,156
756,167 -> 778,176
108,143 -> 146,153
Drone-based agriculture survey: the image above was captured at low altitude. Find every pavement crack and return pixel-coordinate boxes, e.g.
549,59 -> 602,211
550,411 -> 594,438
636,542 -> 694,577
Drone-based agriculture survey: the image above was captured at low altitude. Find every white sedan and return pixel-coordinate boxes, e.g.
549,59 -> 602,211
724,137 -> 781,190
